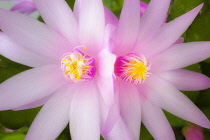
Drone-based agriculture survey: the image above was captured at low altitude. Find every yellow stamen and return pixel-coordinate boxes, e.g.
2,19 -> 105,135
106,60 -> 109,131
61,50 -> 95,83
115,54 -> 151,84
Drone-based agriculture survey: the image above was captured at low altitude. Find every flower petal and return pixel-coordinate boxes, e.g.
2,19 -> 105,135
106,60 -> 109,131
134,4 -> 203,58
159,69 -> 210,91
140,1 -> 147,16
113,0 -> 140,55
0,0 -> 25,2
77,0 -> 105,54
99,88 -> 119,136
150,42 -> 210,72
73,0 -> 81,20
144,75 -> 210,129
0,65 -> 65,110
75,2 -> 117,26
173,37 -> 184,44
138,0 -> 170,40
119,81 -> 141,140
96,33 -> 118,136
141,99 -> 175,140
11,1 -> 36,15
34,0 -> 79,45
0,33 -> 53,67
13,94 -> 51,110
96,48 -> 116,105
0,9 -> 70,60
70,81 -> 100,140
103,117 -> 131,140
104,7 -> 118,26
25,86 -> 74,140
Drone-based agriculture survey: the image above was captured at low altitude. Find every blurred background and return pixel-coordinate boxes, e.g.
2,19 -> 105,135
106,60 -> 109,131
0,0 -> 210,139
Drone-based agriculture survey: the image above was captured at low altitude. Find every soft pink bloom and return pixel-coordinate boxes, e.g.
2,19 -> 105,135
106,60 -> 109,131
183,124 -> 204,140
0,0 -> 117,139
0,0 -> 36,14
102,0 -> 210,139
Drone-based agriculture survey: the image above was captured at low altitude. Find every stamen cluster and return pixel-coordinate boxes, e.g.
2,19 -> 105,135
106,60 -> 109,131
61,49 -> 95,83
115,53 -> 151,84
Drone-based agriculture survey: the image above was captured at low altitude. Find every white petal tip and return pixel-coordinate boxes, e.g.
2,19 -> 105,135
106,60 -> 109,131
195,3 -> 204,11
202,121 -> 210,129
196,117 -> 210,129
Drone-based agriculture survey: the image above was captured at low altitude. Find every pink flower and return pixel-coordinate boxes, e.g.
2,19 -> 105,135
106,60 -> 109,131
0,0 -> 117,139
0,0 -> 36,14
183,124 -> 204,140
103,0 -> 210,139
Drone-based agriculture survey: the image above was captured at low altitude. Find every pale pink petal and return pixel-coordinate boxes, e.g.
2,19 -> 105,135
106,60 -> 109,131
103,23 -> 116,52
70,81 -> 100,140
25,86 -> 74,140
0,33 -> 54,67
0,9 -> 70,61
113,0 -> 140,55
97,78 -> 117,135
173,37 -> 184,44
96,48 -> 116,105
0,65 -> 65,110
150,42 -> 210,72
104,7 -> 118,26
16,76 -> 80,111
73,0 -> 81,20
11,1 -> 36,15
140,1 -> 147,16
141,99 -> 175,140
34,0 -> 79,45
78,0 -> 105,54
74,1 -> 112,37
96,33 -> 118,135
119,81 -> 141,140
134,4 -> 203,58
144,75 -> 210,129
138,0 -> 171,40
159,69 -> 210,91
13,94 -> 51,110
75,1 -> 117,27
101,98 -> 120,135
101,80 -> 139,137
1,0 -> 27,2
99,88 -> 119,136
103,117 -> 132,140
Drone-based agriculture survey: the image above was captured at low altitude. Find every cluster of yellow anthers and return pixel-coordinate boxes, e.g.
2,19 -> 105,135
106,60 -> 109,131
61,49 -> 94,83
116,54 -> 151,84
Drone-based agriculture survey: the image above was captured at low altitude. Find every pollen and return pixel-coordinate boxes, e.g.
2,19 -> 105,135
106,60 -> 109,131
61,49 -> 95,83
115,53 -> 151,84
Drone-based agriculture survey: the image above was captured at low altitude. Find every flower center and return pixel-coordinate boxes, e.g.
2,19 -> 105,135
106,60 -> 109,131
61,48 -> 95,83
114,53 -> 151,84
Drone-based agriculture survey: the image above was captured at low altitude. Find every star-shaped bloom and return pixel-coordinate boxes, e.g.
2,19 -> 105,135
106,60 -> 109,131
0,0 -> 118,139
103,0 -> 210,139
0,0 -> 36,14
